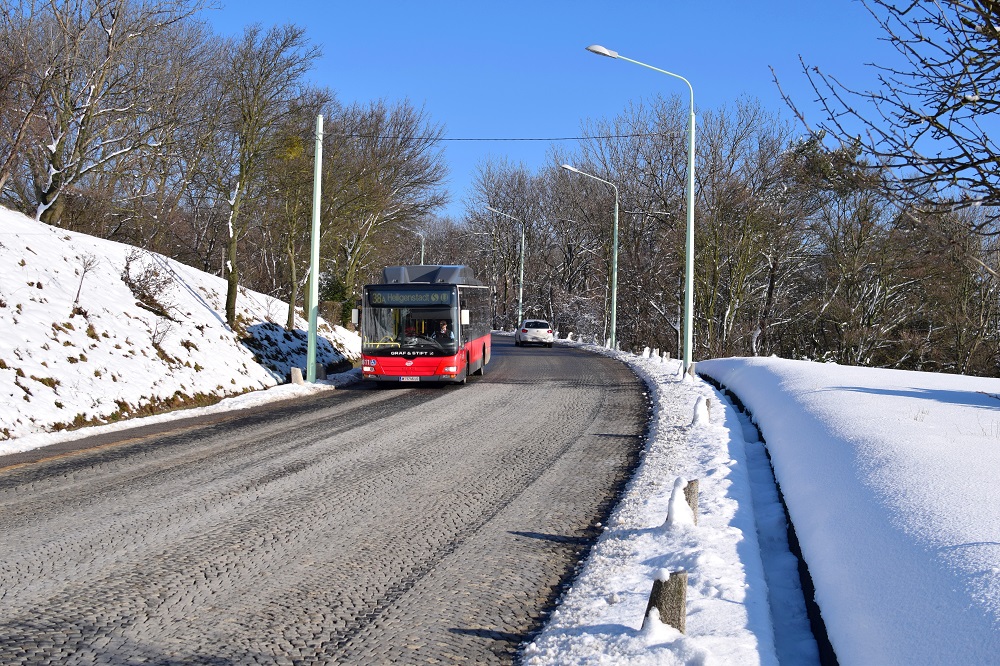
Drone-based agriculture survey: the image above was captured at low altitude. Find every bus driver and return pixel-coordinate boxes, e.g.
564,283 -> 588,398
433,320 -> 454,343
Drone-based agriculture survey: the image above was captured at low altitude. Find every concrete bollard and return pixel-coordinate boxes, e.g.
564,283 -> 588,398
691,396 -> 711,426
290,367 -> 305,385
315,363 -> 327,380
665,477 -> 698,527
643,569 -> 688,633
684,479 -> 699,526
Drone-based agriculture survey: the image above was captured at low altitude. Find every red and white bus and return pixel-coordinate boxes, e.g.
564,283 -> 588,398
354,265 -> 491,384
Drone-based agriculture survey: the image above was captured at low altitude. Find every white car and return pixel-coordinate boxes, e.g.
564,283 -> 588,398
515,319 -> 554,347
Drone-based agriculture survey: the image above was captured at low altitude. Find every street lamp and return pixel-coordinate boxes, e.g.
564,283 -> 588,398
485,206 -> 526,326
585,44 -> 696,373
467,230 -> 499,328
401,227 -> 426,265
552,217 -> 607,341
306,114 -> 323,383
560,164 -> 620,350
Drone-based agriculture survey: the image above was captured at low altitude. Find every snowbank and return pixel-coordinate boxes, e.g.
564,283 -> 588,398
698,357 -> 1000,665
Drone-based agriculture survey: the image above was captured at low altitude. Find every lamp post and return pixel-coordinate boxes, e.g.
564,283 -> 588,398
552,217 -> 607,341
560,164 -> 620,350
625,209 -> 677,356
401,227 -> 426,265
467,230 -> 499,328
485,205 -> 526,326
585,44 -> 696,373
306,114 -> 323,383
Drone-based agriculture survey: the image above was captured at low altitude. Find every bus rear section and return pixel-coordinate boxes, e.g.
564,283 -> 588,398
358,266 -> 491,385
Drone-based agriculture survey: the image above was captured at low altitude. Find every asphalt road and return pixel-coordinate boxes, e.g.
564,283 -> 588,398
0,334 -> 649,665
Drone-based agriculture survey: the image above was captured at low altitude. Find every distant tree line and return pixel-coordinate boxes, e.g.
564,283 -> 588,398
3,0 -> 999,376
440,0 -> 1000,376
454,96 -> 999,375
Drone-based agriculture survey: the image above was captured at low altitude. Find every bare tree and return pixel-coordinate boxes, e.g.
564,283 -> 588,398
325,100 -> 447,302
778,0 -> 1000,234
585,98 -> 692,351
108,19 -> 222,247
692,99 -> 818,359
891,206 -> 1000,373
0,0 -> 53,196
212,23 -> 320,328
253,88 -> 336,330
535,163 -> 608,338
809,188 -> 919,364
5,0 -> 209,225
466,158 -> 550,329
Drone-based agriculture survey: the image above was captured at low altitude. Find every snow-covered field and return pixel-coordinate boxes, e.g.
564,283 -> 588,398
4,206 -> 1000,664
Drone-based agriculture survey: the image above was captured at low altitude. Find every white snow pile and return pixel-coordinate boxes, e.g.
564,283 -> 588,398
527,350 -> 1000,665
0,205 -> 360,446
697,357 -> 1000,665
524,347 -> 783,665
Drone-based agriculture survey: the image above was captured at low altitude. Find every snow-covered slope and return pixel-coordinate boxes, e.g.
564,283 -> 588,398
0,206 -> 359,442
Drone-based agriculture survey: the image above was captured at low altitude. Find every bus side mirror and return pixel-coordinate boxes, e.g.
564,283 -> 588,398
460,309 -> 470,326
351,308 -> 359,325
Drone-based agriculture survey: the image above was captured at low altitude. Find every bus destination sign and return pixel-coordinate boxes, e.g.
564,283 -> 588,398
368,289 -> 454,307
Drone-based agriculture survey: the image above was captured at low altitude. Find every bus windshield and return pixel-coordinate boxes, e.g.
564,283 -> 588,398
362,286 -> 459,355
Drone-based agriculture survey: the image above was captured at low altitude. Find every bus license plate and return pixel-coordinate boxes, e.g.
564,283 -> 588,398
400,376 -> 419,382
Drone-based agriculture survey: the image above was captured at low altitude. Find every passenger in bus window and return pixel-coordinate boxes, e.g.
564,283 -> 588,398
433,320 -> 454,343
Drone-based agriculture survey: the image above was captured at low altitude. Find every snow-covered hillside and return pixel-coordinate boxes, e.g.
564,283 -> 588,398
0,206 -> 359,442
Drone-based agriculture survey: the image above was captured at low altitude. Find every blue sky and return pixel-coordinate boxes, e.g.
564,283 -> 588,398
204,1 -> 890,220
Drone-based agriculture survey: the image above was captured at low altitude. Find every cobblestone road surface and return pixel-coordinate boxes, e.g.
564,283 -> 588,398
0,336 -> 648,665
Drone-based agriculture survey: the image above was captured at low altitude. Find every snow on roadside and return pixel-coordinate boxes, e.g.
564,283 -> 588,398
524,344 -> 777,665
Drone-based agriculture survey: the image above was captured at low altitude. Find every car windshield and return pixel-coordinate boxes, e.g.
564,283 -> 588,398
525,321 -> 549,329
